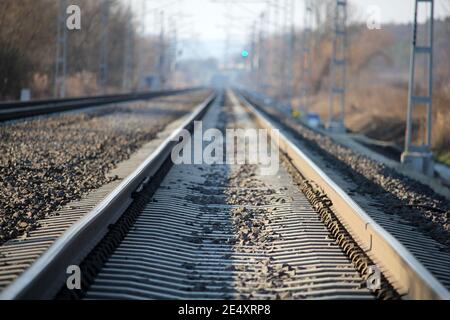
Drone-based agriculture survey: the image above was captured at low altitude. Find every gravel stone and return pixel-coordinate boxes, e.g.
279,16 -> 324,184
222,104 -> 296,299
257,101 -> 450,250
0,92 -> 209,244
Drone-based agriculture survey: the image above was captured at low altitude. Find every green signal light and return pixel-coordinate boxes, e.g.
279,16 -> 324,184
241,50 -> 249,58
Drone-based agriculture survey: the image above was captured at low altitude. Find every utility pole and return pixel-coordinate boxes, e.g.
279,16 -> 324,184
273,0 -> 280,91
250,21 -> 257,73
327,0 -> 347,133
158,10 -> 166,90
287,0 -> 296,107
151,9 -> 162,90
122,1 -> 133,92
137,0 -> 148,90
279,0 -> 295,105
264,0 -> 288,96
257,12 -> 265,90
401,0 -> 435,176
54,0 -> 68,98
224,1 -> 233,70
259,0 -> 275,92
168,15 -> 178,88
210,0 -> 232,70
141,0 -> 179,90
98,0 -> 110,94
298,0 -> 313,118
211,0 -> 269,85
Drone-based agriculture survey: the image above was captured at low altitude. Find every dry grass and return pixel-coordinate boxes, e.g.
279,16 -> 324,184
277,13 -> 450,165
297,81 -> 450,165
65,72 -> 101,97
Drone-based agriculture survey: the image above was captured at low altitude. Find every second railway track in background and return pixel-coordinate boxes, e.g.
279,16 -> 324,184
0,90 -> 449,300
0,89 -> 199,122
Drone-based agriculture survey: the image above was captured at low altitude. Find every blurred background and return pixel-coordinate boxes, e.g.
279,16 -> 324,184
0,0 -> 449,162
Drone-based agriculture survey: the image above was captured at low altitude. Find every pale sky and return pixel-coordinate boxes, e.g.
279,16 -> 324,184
132,0 -> 450,60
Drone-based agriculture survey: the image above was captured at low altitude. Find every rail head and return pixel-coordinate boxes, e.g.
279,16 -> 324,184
0,92 -> 217,300
0,88 -> 203,109
236,91 -> 450,300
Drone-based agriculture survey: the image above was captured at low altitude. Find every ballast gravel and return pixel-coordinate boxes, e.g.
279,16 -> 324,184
0,92 -> 209,244
254,97 -> 450,250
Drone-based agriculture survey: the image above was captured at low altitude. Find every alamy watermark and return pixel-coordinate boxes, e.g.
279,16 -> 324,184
366,265 -> 381,291
66,265 -> 81,290
66,5 -> 81,31
170,121 -> 280,176
65,263 -> 381,292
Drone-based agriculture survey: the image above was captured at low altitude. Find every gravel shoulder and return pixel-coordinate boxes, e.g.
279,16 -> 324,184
247,95 -> 450,250
0,91 -> 210,244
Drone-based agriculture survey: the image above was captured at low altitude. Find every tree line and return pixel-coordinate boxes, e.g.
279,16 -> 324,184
0,0 -> 163,100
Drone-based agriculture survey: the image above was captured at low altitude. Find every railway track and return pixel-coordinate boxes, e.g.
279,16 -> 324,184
83,93 -> 374,300
0,88 -> 199,122
0,90 -> 449,300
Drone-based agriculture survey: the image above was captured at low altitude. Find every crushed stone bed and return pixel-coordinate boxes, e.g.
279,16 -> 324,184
0,91 -> 210,244
253,98 -> 450,250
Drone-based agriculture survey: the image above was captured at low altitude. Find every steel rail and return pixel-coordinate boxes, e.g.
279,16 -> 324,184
0,88 -> 201,122
84,90 -> 374,300
2,88 -> 448,300
236,91 -> 450,300
0,93 -> 217,300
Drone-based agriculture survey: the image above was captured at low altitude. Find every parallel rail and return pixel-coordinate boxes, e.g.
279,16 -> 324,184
84,92 -> 373,300
0,89 -> 449,299
0,88 -> 200,122
0,93 -> 216,299
236,91 -> 450,300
